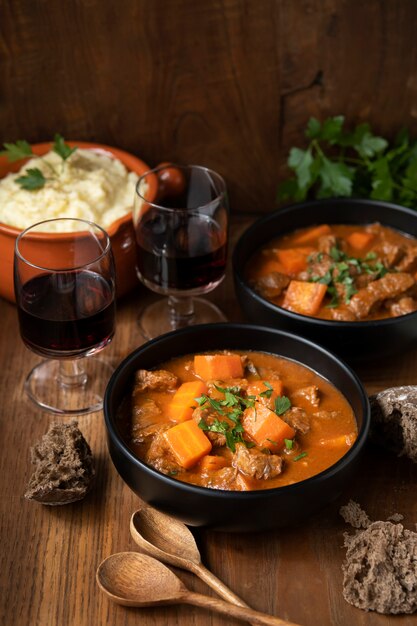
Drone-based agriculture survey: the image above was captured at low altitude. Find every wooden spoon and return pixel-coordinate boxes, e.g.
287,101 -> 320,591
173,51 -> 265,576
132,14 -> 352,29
97,552 -> 300,626
130,507 -> 248,607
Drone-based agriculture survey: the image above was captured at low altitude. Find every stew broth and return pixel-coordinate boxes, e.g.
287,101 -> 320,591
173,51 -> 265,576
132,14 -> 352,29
119,351 -> 357,491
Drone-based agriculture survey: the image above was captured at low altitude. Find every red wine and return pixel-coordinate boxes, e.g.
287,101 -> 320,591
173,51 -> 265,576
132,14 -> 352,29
137,242 -> 227,291
17,270 -> 115,358
135,214 -> 227,291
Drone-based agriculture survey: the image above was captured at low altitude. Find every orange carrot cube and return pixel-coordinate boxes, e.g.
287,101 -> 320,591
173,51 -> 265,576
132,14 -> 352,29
164,420 -> 212,469
168,381 -> 208,423
291,224 -> 332,245
199,455 -> 229,473
194,354 -> 244,381
275,247 -> 314,275
346,231 -> 375,251
247,379 -> 284,399
242,402 -> 295,451
282,280 -> 327,316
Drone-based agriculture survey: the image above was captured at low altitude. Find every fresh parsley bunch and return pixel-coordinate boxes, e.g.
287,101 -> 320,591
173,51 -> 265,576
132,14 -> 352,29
278,116 -> 417,208
0,134 -> 77,190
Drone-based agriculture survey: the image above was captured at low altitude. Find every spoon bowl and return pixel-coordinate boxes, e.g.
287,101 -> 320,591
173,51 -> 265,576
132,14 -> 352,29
96,551 -> 301,625
97,551 -> 185,606
130,507 -> 251,607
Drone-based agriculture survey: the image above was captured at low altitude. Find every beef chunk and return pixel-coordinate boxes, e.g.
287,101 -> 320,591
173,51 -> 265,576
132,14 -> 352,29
145,427 -> 182,475
330,307 -> 357,322
192,406 -> 226,446
207,378 -> 248,397
203,467 -> 237,490
131,399 -> 162,443
370,386 -> 417,462
232,443 -> 283,480
342,521 -> 417,614
133,369 -> 178,394
388,296 -> 417,317
317,234 -> 346,255
348,273 -> 414,319
292,385 -> 320,407
250,272 -> 290,299
25,421 -> 95,505
305,252 -> 333,279
282,406 -> 310,434
395,244 -> 417,272
374,242 -> 405,268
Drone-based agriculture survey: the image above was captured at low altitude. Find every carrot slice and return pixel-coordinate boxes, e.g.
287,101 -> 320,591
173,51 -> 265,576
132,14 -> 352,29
346,231 -> 375,250
199,455 -> 229,472
242,402 -> 295,451
168,381 -> 208,423
194,354 -> 244,381
291,224 -> 332,245
282,280 -> 327,316
247,379 -> 284,399
275,247 -> 314,275
164,420 -> 212,469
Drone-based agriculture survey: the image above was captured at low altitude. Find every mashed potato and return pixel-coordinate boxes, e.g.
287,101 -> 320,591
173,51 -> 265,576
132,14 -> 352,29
0,148 -> 139,231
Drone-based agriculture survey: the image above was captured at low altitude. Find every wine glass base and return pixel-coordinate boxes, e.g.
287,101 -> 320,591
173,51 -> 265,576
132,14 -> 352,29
24,357 -> 114,416
138,297 -> 227,340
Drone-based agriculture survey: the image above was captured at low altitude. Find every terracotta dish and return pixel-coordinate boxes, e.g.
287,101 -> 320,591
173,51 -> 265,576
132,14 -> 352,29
0,141 -> 158,302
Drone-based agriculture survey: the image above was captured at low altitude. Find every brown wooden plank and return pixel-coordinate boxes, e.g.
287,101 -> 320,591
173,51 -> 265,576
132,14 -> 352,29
2,1 -> 417,213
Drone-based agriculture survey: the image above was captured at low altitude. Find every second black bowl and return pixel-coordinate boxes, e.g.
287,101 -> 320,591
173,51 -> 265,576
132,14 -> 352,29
233,198 -> 417,361
103,323 -> 369,532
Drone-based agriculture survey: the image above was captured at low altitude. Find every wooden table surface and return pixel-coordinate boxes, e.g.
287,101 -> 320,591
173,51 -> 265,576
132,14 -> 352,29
1,216 -> 416,626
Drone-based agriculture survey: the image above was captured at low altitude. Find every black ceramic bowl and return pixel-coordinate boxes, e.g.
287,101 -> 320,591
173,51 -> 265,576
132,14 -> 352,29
233,198 -> 417,361
103,323 -> 370,532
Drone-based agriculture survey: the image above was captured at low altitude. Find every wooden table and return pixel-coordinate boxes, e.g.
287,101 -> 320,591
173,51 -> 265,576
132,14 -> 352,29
1,216 -> 416,626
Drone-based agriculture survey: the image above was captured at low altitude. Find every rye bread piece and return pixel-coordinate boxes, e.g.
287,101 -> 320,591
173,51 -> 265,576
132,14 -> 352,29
342,521 -> 417,614
25,421 -> 95,505
370,386 -> 417,463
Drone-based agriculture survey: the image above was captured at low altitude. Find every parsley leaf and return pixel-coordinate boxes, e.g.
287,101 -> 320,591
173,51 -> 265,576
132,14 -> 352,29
294,452 -> 308,462
284,438 -> 294,450
53,133 -> 77,161
274,395 -> 291,415
0,140 -> 33,162
15,168 -> 47,190
259,382 -> 273,399
278,116 -> 417,208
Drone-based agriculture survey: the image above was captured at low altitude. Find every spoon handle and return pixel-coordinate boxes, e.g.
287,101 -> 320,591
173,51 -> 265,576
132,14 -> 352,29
183,590 -> 301,626
190,561 -> 250,607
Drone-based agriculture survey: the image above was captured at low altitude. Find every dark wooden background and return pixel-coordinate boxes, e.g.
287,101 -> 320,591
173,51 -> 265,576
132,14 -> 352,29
2,0 -> 417,213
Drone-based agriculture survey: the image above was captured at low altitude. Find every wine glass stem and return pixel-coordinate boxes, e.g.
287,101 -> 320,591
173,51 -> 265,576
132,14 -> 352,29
58,359 -> 88,388
168,296 -> 195,327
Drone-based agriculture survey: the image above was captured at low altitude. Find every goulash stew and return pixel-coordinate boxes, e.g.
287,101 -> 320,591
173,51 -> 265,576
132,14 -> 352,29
120,351 -> 357,491
247,223 -> 417,321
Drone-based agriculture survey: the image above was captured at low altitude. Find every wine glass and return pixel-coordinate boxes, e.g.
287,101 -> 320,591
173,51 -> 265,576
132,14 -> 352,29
133,164 -> 229,339
14,218 -> 116,415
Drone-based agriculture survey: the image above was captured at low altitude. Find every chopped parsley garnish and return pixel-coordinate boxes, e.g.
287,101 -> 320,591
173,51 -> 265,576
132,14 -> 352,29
293,452 -> 308,461
259,381 -> 274,399
308,244 -> 389,307
284,438 -> 294,450
274,395 -> 292,416
195,386 -> 255,452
